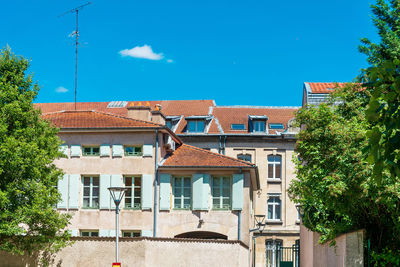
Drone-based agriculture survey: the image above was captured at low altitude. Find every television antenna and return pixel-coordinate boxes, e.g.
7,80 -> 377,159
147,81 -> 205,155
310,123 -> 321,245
58,2 -> 92,110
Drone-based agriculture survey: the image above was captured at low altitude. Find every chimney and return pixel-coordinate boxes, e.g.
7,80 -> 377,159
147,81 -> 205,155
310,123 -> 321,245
127,102 -> 151,121
151,104 -> 166,125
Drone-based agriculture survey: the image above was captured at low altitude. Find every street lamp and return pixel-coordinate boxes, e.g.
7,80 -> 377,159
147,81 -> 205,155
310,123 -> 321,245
250,214 -> 266,267
108,187 -> 128,265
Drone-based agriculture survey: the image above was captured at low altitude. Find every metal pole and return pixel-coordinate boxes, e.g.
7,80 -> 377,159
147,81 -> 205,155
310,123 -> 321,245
74,10 -> 79,111
116,203 -> 119,262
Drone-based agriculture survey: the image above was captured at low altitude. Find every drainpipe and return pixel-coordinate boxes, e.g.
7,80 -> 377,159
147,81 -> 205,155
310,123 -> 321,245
218,135 -> 222,154
223,135 -> 227,155
153,129 -> 159,237
238,211 -> 241,241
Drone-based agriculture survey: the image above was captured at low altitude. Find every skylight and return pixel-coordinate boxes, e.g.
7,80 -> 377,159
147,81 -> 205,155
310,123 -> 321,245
107,101 -> 128,108
231,124 -> 246,130
269,123 -> 284,129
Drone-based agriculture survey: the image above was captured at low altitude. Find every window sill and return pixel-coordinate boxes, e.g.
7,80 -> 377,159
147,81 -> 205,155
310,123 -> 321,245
173,208 -> 191,211
81,207 -> 99,210
82,155 -> 100,157
266,220 -> 283,225
267,178 -> 282,183
124,207 -> 141,210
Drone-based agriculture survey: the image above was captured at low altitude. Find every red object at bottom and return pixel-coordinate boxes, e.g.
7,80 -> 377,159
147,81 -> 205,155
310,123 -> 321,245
112,263 -> 121,267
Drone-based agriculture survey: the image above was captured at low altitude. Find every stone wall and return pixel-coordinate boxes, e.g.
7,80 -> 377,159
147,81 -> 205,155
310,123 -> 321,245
300,224 -> 364,267
0,237 -> 249,267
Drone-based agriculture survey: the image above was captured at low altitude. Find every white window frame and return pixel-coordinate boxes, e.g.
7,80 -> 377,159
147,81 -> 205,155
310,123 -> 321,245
252,120 -> 266,132
173,176 -> 192,209
267,155 -> 282,181
124,145 -> 143,157
82,176 -> 99,209
122,230 -> 141,237
80,230 -> 99,237
211,176 -> 231,210
267,194 -> 281,221
124,176 -> 141,209
82,146 -> 100,156
187,120 -> 205,133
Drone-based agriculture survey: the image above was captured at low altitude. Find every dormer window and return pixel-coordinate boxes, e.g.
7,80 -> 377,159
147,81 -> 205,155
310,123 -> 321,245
248,115 -> 268,133
165,116 -> 181,131
188,120 -> 205,133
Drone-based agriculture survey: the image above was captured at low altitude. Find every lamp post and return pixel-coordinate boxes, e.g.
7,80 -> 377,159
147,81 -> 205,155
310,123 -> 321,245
108,187 -> 128,265
250,214 -> 266,267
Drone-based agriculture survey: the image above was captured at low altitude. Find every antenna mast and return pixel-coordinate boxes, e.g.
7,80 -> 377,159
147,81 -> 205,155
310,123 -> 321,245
59,2 -> 91,110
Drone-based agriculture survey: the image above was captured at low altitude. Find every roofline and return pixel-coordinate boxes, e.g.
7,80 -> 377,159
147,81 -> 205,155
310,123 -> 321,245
159,165 -> 257,169
304,82 -> 312,94
215,105 -> 301,109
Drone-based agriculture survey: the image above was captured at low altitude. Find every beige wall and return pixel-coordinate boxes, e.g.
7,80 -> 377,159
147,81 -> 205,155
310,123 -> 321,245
300,224 -> 364,267
0,237 -> 249,267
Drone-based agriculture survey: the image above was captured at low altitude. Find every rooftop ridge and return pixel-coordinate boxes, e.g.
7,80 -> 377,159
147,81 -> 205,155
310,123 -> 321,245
180,143 -> 255,167
215,105 -> 300,109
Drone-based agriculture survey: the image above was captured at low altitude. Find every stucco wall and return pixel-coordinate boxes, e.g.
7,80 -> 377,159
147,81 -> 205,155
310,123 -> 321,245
300,224 -> 364,267
0,237 -> 249,267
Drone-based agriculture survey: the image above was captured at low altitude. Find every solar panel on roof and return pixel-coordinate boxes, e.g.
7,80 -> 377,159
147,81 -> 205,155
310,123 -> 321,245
107,101 -> 128,108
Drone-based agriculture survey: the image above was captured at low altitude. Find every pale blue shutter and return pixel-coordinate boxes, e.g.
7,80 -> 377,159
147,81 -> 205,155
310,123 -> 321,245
100,174 -> 111,209
141,230 -> 152,237
142,144 -> 153,157
100,144 -> 110,157
69,174 -> 80,209
59,145 -> 68,157
99,229 -> 109,237
109,229 -> 116,237
70,145 -> 81,157
69,229 -> 79,237
192,174 -> 203,210
232,173 -> 244,210
141,174 -> 153,210
159,173 -> 171,210
57,174 -> 68,209
111,175 -> 123,209
201,174 -> 210,210
112,145 -> 123,157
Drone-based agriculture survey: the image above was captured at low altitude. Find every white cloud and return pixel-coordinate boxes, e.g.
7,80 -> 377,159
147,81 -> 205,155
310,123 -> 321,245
55,86 -> 68,93
119,45 -> 164,60
166,59 -> 174,63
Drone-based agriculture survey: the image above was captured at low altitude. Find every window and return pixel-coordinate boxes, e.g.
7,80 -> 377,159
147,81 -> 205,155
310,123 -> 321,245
166,120 -> 172,129
231,124 -> 246,130
253,120 -> 266,132
83,176 -> 99,208
83,146 -> 100,156
265,240 -> 283,267
268,155 -> 282,180
80,230 -> 99,237
187,120 -> 205,133
212,176 -> 231,210
269,123 -> 284,129
122,231 -> 141,237
267,196 -> 281,220
124,176 -> 141,209
237,154 -> 252,163
124,146 -> 142,156
173,176 -> 191,209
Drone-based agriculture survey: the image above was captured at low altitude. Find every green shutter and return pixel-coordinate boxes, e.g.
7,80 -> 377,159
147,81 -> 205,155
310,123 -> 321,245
192,174 -> 203,210
112,145 -> 123,157
70,145 -> 81,157
143,144 -> 153,157
141,174 -> 153,210
159,173 -> 171,210
69,174 -> 80,209
111,175 -> 123,209
202,174 -> 210,210
57,174 -> 68,209
232,173 -> 244,210
100,174 -> 111,209
100,144 -> 110,157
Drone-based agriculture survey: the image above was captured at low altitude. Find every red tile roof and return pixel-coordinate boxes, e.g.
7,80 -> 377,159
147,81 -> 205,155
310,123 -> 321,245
161,144 -> 255,168
42,110 -> 162,129
306,82 -> 347,94
208,106 -> 298,135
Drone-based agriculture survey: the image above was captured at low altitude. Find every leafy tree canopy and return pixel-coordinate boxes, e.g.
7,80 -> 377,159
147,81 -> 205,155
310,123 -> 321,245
0,47 -> 70,256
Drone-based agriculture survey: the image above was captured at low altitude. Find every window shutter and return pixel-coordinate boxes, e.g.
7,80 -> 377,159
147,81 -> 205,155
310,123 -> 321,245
109,229 -> 116,237
57,174 -> 68,209
99,229 -> 110,237
100,144 -> 110,157
59,145 -> 68,157
111,175 -> 123,209
70,145 -> 81,157
100,174 -> 111,209
69,174 -> 80,209
112,145 -> 123,157
142,144 -> 153,157
159,173 -> 171,210
69,229 -> 79,237
141,174 -> 153,210
141,230 -> 152,237
202,174 -> 210,210
232,173 -> 244,210
192,174 -> 203,210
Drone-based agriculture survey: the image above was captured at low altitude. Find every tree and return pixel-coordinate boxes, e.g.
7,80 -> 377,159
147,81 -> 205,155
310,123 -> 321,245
0,47 -> 70,259
359,0 -> 400,65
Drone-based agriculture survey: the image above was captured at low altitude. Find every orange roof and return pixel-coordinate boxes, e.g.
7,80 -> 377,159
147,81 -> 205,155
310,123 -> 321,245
208,106 -> 298,135
42,110 -> 161,129
305,82 -> 347,94
161,144 -> 255,168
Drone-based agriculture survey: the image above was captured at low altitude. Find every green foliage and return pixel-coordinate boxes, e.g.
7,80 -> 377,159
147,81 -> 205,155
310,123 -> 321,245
0,47 -> 70,257
371,248 -> 400,266
359,0 -> 400,65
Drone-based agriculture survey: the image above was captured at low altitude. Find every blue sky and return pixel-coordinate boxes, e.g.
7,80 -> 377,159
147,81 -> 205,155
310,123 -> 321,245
0,0 -> 377,106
